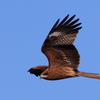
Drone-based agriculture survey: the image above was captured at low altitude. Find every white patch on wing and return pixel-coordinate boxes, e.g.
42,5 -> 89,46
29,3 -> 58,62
49,32 -> 62,37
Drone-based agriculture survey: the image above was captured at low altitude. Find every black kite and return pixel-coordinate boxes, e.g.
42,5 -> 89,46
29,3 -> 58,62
28,15 -> 100,80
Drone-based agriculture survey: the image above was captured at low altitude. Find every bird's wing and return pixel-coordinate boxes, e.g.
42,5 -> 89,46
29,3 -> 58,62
42,45 -> 80,69
41,15 -> 81,69
42,15 -> 82,47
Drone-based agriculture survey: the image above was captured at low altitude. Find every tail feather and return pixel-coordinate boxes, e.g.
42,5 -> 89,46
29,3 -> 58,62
75,71 -> 100,79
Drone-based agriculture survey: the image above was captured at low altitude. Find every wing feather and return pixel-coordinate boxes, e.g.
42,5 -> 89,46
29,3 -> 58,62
42,45 -> 80,69
42,15 -> 82,46
41,15 -> 82,70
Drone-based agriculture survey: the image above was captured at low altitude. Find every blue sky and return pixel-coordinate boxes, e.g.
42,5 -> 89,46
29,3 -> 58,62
1,0 -> 100,100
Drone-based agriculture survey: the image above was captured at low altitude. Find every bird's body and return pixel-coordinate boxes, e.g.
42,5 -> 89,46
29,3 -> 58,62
40,67 -> 76,80
28,14 -> 100,80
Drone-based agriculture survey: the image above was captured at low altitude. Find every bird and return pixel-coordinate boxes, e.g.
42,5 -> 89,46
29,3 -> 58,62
28,14 -> 100,80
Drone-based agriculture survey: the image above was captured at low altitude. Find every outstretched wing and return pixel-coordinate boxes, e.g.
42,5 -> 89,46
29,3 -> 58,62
42,15 -> 82,47
41,15 -> 81,69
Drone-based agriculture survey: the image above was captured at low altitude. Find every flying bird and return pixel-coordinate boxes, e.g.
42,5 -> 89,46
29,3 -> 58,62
28,14 -> 100,80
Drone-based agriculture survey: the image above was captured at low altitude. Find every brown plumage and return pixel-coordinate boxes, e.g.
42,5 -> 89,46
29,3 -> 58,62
28,14 -> 100,80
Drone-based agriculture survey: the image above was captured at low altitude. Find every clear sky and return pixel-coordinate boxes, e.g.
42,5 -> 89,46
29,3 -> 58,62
1,0 -> 100,100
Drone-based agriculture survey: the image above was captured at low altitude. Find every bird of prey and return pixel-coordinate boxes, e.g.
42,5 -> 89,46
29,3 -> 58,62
28,14 -> 100,80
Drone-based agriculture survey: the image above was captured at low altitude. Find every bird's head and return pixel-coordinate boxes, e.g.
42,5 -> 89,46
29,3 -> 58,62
28,66 -> 48,77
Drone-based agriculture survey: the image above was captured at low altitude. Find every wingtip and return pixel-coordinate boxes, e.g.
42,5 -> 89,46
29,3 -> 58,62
71,15 -> 76,19
73,14 -> 76,17
66,14 -> 70,18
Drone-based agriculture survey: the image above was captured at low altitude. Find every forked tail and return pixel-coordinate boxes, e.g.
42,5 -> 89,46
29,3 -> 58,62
75,71 -> 100,79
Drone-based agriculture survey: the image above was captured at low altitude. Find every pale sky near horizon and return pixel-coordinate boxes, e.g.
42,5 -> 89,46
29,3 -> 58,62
1,1 -> 100,100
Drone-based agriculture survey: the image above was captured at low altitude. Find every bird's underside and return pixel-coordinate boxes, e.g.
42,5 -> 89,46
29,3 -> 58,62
28,14 -> 100,80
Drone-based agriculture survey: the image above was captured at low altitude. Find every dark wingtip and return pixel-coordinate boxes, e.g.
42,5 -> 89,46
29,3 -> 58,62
49,18 -> 60,34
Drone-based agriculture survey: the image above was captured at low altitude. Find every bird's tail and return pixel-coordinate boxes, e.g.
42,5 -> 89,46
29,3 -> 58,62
75,71 -> 100,79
